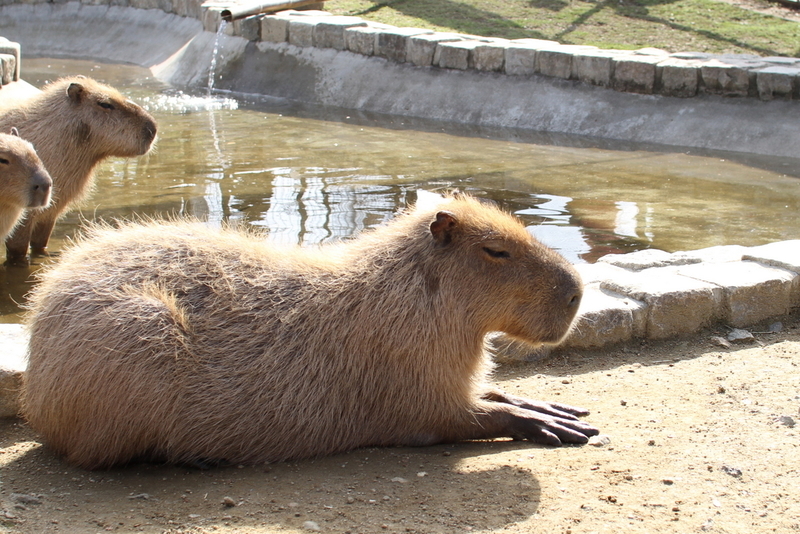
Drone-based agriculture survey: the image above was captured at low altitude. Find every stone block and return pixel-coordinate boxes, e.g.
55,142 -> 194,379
562,285 -> 647,349
674,244 -> 748,264
596,248 -> 699,271
677,261 -> 797,327
472,41 -> 507,72
0,39 -> 19,81
571,49 -> 625,87
435,40 -> 480,70
504,44 -> 538,76
375,27 -> 433,63
0,54 -> 14,85
345,25 -> 382,56
658,58 -> 700,97
0,324 -> 27,418
233,14 -> 261,41
755,66 -> 798,100
202,5 -> 224,33
288,17 -> 318,47
701,60 -> 751,97
261,14 -> 290,43
612,54 -> 662,94
744,240 -> 800,273
536,45 -> 596,80
602,268 -> 723,339
406,33 -> 462,67
130,0 -> 159,9
573,261 -> 631,284
313,17 -> 367,50
536,47 -> 574,79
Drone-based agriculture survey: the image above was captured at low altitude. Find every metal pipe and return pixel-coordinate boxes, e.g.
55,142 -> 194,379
221,0 -> 327,22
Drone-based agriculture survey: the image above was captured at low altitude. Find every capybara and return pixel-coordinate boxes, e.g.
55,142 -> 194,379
23,192 -> 597,469
0,76 -> 157,265
0,129 -> 52,241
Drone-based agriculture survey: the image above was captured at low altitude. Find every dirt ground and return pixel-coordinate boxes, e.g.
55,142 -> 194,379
1,311 -> 798,534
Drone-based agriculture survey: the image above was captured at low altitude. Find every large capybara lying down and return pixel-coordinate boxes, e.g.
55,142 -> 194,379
0,76 -> 157,265
22,192 -> 597,469
0,129 -> 51,240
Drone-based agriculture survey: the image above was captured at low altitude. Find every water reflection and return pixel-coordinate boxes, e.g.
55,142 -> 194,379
2,57 -> 800,322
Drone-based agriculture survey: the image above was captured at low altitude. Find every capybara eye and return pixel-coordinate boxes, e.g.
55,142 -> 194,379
98,102 -> 115,110
0,157 -> 9,165
483,246 -> 510,259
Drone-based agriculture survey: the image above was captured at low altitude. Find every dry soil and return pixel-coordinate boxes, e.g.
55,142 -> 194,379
1,312 -> 799,534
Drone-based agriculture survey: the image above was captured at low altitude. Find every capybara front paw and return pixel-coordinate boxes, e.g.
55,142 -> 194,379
4,254 -> 30,267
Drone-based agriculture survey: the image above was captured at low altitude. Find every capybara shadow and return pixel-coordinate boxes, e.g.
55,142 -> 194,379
22,192 -> 598,469
0,129 -> 51,241
0,76 -> 156,266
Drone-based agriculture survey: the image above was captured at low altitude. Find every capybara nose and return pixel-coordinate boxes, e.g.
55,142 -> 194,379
29,172 -> 52,207
567,290 -> 582,311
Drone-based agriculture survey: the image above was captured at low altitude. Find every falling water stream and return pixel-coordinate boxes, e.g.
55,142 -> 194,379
1,57 -> 799,322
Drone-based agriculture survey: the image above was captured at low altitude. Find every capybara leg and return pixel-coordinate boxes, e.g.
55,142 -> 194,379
469,402 -> 599,446
4,213 -> 34,266
29,211 -> 57,255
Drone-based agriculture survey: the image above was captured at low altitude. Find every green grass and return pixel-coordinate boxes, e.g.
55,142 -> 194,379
327,0 -> 800,56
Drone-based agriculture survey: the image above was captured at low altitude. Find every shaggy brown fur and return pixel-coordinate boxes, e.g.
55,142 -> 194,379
0,76 -> 156,265
0,130 -> 51,240
23,193 -> 597,469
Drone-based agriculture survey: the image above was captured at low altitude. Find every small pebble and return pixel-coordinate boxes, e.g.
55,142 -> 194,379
222,496 -> 236,507
303,520 -> 321,531
391,477 -> 408,483
727,328 -> 754,343
10,494 -> 41,506
588,434 -> 611,447
777,415 -> 796,428
710,336 -> 732,349
721,465 -> 743,478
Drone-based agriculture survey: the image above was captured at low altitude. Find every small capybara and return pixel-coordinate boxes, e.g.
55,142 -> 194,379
0,76 -> 157,265
0,129 -> 52,240
23,192 -> 597,469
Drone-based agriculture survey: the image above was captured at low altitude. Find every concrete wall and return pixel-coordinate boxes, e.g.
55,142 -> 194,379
1,1 -> 800,157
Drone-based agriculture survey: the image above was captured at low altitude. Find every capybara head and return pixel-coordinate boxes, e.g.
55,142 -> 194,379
55,76 -> 157,158
404,193 -> 582,345
0,129 -> 52,209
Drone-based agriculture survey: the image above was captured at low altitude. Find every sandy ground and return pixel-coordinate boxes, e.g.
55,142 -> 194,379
1,312 -> 798,534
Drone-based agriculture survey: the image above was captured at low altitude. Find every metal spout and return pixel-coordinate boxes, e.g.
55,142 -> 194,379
221,0 -> 327,22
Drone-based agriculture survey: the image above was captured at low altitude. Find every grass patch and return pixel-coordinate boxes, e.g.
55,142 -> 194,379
328,0 -> 800,56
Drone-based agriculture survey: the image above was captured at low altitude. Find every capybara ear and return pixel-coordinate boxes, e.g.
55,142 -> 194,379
9,127 -> 19,137
66,82 -> 85,102
430,211 -> 458,246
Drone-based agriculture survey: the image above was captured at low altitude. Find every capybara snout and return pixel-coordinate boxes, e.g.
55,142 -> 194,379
0,131 -> 52,240
23,192 -> 598,469
28,170 -> 52,208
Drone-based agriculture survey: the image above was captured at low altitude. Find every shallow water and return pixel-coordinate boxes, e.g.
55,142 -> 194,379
2,57 -> 800,322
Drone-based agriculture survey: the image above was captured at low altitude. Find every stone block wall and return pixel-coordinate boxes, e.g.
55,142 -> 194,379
5,0 -> 797,100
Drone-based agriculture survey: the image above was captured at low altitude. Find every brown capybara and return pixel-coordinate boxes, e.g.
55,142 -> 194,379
0,76 -> 157,265
22,192 -> 597,469
0,129 -> 52,241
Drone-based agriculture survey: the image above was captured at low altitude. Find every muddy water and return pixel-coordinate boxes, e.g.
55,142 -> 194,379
2,57 -> 799,322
